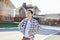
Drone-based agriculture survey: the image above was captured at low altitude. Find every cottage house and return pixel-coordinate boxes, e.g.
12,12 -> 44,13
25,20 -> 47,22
0,0 -> 15,23
15,3 -> 40,22
45,14 -> 60,26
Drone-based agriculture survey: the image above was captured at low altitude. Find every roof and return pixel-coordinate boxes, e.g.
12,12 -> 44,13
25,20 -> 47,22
2,0 -> 15,9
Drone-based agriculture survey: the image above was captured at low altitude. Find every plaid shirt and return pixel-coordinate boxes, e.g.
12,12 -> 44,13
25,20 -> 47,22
18,18 -> 41,38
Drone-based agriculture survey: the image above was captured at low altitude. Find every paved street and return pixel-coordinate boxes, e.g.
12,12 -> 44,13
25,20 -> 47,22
44,32 -> 60,40
0,25 -> 60,40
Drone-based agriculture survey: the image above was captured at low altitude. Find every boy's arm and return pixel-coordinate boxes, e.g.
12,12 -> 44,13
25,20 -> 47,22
18,20 -> 25,34
34,19 -> 41,34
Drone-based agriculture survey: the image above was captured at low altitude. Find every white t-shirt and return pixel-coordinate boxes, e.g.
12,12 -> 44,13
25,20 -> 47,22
24,20 -> 31,38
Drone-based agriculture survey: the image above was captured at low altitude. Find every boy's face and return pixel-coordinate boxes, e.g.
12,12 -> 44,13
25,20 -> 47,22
25,10 -> 32,18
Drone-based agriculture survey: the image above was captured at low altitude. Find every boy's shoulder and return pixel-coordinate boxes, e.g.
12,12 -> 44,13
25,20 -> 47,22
32,18 -> 39,23
32,18 -> 38,22
19,18 -> 27,23
22,18 -> 27,21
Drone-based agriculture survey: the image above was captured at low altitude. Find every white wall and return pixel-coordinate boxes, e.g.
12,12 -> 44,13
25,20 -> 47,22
45,14 -> 59,19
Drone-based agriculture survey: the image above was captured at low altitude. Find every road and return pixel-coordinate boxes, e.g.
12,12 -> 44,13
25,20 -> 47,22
0,25 -> 60,40
44,32 -> 60,40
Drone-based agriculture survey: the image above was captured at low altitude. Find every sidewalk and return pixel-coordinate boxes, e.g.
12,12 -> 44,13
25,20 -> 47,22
0,27 -> 18,31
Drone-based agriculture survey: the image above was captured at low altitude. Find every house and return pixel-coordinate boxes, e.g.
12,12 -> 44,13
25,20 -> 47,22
33,14 -> 60,26
44,14 -> 60,26
45,14 -> 60,19
16,3 -> 40,17
0,0 -> 15,23
15,3 -> 40,22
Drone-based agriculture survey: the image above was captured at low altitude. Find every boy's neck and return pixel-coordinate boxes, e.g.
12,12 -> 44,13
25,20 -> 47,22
26,17 -> 32,21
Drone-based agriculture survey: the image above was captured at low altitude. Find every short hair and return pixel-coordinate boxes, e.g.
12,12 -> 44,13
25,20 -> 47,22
28,10 -> 33,14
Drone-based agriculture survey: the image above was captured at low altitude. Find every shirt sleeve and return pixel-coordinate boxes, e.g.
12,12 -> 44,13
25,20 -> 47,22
18,19 -> 25,32
34,19 -> 41,34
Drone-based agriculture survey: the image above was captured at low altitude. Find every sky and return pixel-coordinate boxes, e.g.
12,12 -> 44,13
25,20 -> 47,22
10,0 -> 60,15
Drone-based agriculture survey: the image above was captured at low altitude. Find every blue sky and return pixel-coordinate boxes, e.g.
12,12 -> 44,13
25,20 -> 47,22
10,0 -> 60,15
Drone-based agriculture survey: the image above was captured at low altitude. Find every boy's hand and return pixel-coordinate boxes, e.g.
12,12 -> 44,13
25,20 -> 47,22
22,31 -> 24,34
28,31 -> 32,35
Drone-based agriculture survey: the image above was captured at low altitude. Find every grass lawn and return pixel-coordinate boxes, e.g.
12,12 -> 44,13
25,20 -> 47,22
0,23 -> 18,28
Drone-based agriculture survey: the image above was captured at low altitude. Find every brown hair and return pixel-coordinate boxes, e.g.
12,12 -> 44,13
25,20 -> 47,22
28,10 -> 33,14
